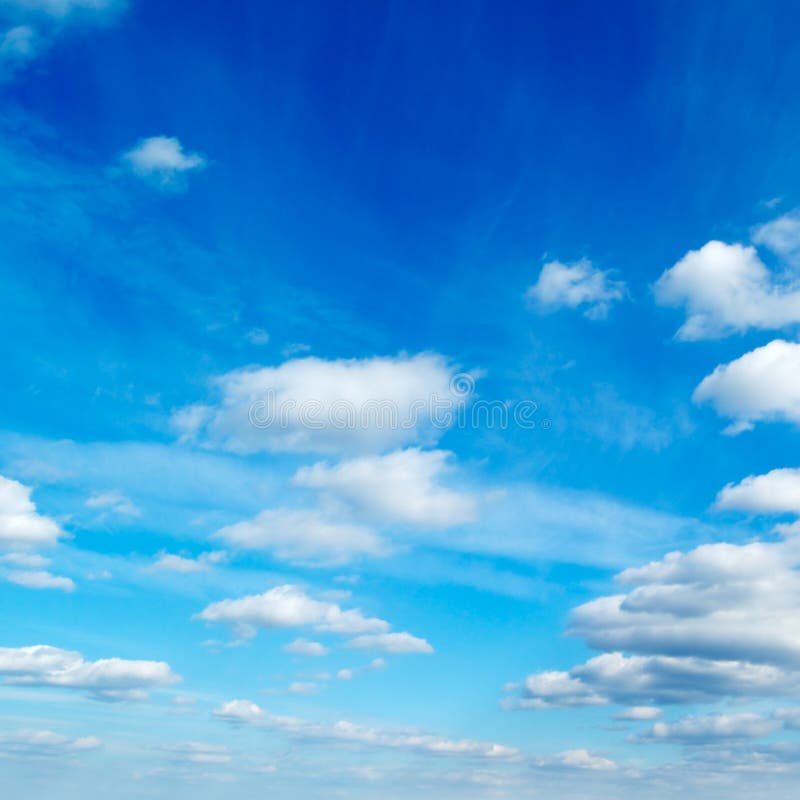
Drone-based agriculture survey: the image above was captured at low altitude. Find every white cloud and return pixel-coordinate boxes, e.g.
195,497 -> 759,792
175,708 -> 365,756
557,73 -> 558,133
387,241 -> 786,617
1,0 -> 124,18
148,550 -> 226,573
4,569 -> 74,592
245,328 -> 270,345
345,632 -> 434,655
283,638 -> 330,657
172,354 -> 470,455
693,340 -> 800,433
0,475 -> 64,549
654,241 -> 800,339
753,209 -> 800,266
0,644 -> 179,701
0,728 -> 101,758
122,136 -> 207,190
613,706 -> 663,721
213,699 -> 519,759
287,681 -> 318,695
159,741 -> 231,765
0,552 -> 49,568
213,508 -> 387,566
715,468 -> 800,515
509,534 -> 800,709
636,713 -> 778,744
85,490 -> 140,517
0,25 -> 38,70
532,749 -> 617,771
526,259 -> 626,319
196,584 -> 391,637
293,448 -> 477,528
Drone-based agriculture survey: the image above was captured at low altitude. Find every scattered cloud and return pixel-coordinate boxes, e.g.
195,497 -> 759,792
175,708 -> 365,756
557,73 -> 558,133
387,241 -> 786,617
635,713 -> 778,744
122,136 -> 207,191
213,699 -> 519,759
4,568 -> 74,591
293,448 -> 477,528
0,644 -> 179,701
148,550 -> 227,573
532,748 -> 617,771
0,728 -> 101,758
85,490 -> 140,517
613,706 -> 663,721
693,339 -> 800,433
753,209 -> 800,267
245,328 -> 270,345
526,259 -> 626,319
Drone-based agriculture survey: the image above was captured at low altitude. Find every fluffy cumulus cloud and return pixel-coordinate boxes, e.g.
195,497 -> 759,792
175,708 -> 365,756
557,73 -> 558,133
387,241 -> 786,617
172,354 -> 471,455
715,468 -> 800,515
508,532 -> 800,710
0,475 -> 64,549
526,259 -> 626,319
0,728 -> 101,758
293,448 -> 477,528
122,136 -> 207,190
197,584 -> 391,637
693,340 -> 800,433
345,632 -> 434,655
213,508 -> 387,566
654,241 -> 800,339
213,699 -> 519,759
0,644 -> 179,701
283,638 -> 330,657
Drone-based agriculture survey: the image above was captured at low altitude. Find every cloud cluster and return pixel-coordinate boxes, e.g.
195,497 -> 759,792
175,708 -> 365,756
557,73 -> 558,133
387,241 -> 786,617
526,259 -> 626,319
0,644 -> 179,701
213,699 -> 519,759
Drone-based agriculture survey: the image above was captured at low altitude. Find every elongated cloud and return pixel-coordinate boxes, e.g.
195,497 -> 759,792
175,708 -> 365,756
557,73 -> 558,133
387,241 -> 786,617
213,699 -> 519,759
715,468 -> 800,515
345,632 -> 434,655
0,644 -> 179,701
173,354 -> 471,455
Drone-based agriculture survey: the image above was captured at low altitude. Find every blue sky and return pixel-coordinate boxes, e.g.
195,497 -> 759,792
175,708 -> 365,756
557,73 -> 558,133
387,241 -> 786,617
3,1 -> 800,797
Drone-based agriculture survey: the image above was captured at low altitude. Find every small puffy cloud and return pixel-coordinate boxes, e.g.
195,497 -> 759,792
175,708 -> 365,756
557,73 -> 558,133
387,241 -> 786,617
213,699 -> 519,759
636,713 -> 778,744
245,328 -> 270,345
85,490 -> 140,517
345,632 -> 434,655
283,638 -> 330,657
148,550 -> 226,574
0,475 -> 64,549
196,584 -> 391,637
654,241 -> 800,339
122,136 -> 207,191
287,681 -> 318,695
526,259 -> 626,319
293,448 -> 477,528
0,729 -> 101,758
693,340 -> 800,433
0,644 -> 179,701
172,354 -> 471,455
532,748 -> 617,771
213,508 -> 387,566
612,706 -> 663,721
715,468 -> 800,515
753,209 -> 800,266
4,569 -> 74,592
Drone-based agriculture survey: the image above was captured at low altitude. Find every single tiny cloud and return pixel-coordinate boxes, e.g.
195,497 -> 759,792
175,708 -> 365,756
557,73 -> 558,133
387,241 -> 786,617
345,632 -> 434,655
753,209 -> 800,267
612,706 -> 663,721
246,328 -> 270,345
4,569 -> 74,592
122,136 -> 207,191
283,638 -> 330,657
85,490 -> 140,518
532,748 -> 617,771
526,259 -> 626,319
148,551 -> 227,574
693,340 -> 800,434
287,681 -> 318,695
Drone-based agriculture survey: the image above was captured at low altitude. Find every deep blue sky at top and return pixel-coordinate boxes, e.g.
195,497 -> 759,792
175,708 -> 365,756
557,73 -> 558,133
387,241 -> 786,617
2,0 -> 799,516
